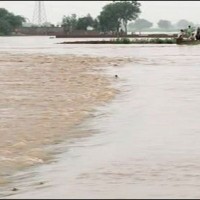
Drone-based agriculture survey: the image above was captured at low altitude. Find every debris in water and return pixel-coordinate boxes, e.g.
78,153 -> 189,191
12,188 -> 18,192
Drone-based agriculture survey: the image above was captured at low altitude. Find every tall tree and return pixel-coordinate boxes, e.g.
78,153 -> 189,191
175,19 -> 194,29
157,20 -> 173,30
76,14 -> 94,30
129,18 -> 153,31
62,14 -> 77,32
116,1 -> 141,33
98,1 -> 141,33
0,8 -> 25,35
93,18 -> 100,31
98,3 -> 121,33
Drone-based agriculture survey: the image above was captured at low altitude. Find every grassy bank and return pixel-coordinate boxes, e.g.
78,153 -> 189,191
112,38 -> 176,44
59,38 -> 176,44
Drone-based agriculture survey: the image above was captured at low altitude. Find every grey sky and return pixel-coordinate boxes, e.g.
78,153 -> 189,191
0,1 -> 200,25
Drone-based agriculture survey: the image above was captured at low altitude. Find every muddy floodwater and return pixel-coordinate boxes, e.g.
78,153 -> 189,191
1,36 -> 200,199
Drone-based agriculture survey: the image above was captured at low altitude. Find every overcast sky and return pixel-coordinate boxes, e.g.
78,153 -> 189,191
0,1 -> 200,25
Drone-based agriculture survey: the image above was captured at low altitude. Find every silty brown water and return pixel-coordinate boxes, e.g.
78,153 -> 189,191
1,37 -> 200,198
0,52 -> 130,186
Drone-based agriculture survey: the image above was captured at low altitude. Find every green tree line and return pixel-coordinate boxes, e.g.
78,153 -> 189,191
128,19 -> 198,32
61,0 -> 198,34
0,8 -> 25,35
1,1 -> 198,36
62,1 -> 141,34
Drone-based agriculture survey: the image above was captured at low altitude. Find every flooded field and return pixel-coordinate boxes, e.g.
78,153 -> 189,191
0,52 -> 130,185
1,36 -> 200,198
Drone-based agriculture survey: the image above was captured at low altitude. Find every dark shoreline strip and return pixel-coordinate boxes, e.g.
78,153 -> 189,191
58,39 -> 176,45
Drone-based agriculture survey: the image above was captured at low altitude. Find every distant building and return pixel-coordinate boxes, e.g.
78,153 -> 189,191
87,26 -> 94,31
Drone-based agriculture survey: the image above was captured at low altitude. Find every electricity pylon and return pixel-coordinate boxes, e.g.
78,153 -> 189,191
32,1 -> 47,26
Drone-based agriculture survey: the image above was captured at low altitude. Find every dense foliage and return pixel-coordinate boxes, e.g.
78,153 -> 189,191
157,20 -> 173,30
62,1 -> 141,33
128,19 -> 153,31
62,13 -> 96,31
0,8 -> 25,35
98,1 -> 141,33
1,2 -> 198,36
175,19 -> 194,29
62,14 -> 77,32
112,38 -> 176,44
61,2 -> 198,33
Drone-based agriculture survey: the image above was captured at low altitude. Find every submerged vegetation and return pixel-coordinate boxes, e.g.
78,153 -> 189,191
111,37 -> 176,44
112,38 -> 132,44
113,38 -> 176,44
59,38 -> 176,44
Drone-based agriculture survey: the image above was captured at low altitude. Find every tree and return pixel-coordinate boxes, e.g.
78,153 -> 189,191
76,14 -> 94,30
98,1 -> 141,33
157,20 -> 173,30
98,3 -> 121,33
93,18 -> 100,31
175,19 -> 194,29
116,1 -> 141,33
62,14 -> 77,32
0,8 -> 25,35
129,18 -> 153,31
0,19 -> 12,35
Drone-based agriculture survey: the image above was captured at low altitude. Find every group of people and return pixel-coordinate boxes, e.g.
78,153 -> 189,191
177,25 -> 200,41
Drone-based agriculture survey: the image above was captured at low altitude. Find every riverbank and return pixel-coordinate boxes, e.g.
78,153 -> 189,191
0,53 -> 131,189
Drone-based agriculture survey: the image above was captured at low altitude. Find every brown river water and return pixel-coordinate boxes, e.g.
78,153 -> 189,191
1,36 -> 200,198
